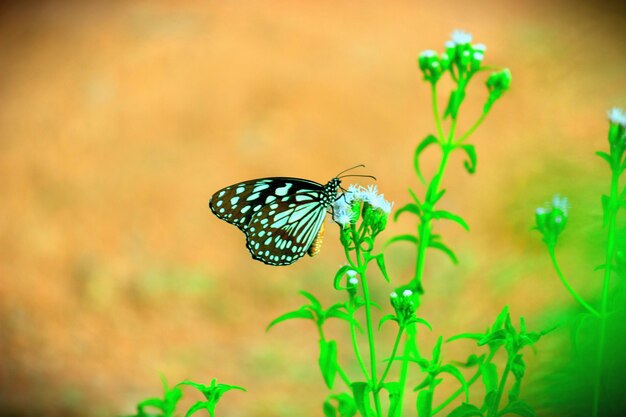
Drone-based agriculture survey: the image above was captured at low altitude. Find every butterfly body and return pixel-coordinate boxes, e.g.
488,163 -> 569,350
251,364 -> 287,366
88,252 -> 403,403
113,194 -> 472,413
209,177 -> 341,266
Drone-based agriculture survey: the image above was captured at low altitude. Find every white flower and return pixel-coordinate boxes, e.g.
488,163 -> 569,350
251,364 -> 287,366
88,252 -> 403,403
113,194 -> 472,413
390,292 -> 398,298
607,107 -> 626,126
451,30 -> 473,45
535,207 -> 547,215
551,195 -> 570,216
473,52 -> 484,61
402,289 -> 413,297
473,43 -> 487,52
370,194 -> 393,214
333,206 -> 354,227
445,40 -> 455,49
348,277 -> 359,285
346,268 -> 357,278
420,49 -> 437,58
361,185 -> 379,204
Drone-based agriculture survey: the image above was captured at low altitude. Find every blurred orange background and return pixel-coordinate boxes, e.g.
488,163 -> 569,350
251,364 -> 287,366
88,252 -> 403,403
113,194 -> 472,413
1,1 -> 625,416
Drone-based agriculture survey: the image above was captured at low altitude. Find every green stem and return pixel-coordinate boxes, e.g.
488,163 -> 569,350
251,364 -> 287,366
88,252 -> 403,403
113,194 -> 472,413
487,354 -> 513,417
396,326 -> 416,417
431,83 -> 445,142
353,225 -> 383,417
548,248 -> 600,317
378,328 -> 404,388
350,316 -> 371,383
592,170 -> 620,417
456,110 -> 488,145
338,366 -> 352,388
413,147 -> 452,292
432,351 -> 497,415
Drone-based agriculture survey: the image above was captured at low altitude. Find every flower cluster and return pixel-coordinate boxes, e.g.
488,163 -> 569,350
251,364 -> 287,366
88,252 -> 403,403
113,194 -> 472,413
535,195 -> 570,248
417,30 -> 488,84
333,184 -> 393,246
485,69 -> 512,112
389,289 -> 418,327
333,185 -> 392,226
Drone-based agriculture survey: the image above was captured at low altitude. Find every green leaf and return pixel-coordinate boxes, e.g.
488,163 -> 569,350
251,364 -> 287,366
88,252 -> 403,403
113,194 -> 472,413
448,403 -> 484,417
394,203 -> 422,221
428,240 -> 458,264
407,317 -> 433,331
480,362 -> 498,393
414,375 -> 434,392
319,340 -> 338,389
351,382 -> 373,417
334,265 -> 355,290
383,382 -> 402,417
414,135 -> 439,183
408,188 -> 422,205
482,390 -> 498,414
324,393 -> 358,417
432,336 -> 444,364
596,151 -> 612,167
440,364 -> 469,402
478,329 -> 507,348
375,253 -> 390,282
386,234 -> 419,248
185,401 -> 210,417
492,306 -> 510,332
447,333 -> 485,343
459,144 -> 478,174
498,399 -> 536,417
266,307 -> 315,331
416,389 -> 433,417
379,314 -> 399,330
511,354 -> 525,380
453,353 -> 485,368
300,290 -> 323,311
326,305 -> 358,326
432,209 -> 470,230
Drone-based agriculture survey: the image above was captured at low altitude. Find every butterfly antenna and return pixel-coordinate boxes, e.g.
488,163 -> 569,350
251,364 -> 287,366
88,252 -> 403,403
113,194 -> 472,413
338,174 -> 377,181
335,164 -> 366,178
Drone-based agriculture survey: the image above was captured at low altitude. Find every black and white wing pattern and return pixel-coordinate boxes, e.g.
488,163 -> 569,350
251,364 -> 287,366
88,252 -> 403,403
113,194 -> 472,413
209,177 -> 341,266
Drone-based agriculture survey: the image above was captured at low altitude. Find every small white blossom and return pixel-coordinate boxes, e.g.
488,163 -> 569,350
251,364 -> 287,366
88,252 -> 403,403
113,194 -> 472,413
360,185 -> 379,204
473,43 -> 487,52
608,107 -> 626,126
445,40 -> 456,49
402,289 -> 413,297
473,52 -> 484,61
333,206 -> 354,227
346,269 -> 357,278
551,195 -> 570,216
420,49 -> 437,58
390,292 -> 398,298
451,30 -> 473,45
535,207 -> 547,215
370,194 -> 393,214
348,277 -> 359,285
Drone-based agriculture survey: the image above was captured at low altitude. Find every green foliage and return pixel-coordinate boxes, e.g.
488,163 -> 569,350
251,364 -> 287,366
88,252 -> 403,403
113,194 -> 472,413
124,377 -> 245,417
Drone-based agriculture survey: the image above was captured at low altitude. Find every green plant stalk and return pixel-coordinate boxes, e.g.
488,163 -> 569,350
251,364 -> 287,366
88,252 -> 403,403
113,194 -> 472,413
431,83 -> 445,142
456,110 -> 488,145
350,315 -> 371,383
548,248 -> 600,317
592,170 -> 620,417
352,224 -> 383,417
378,328 -> 404,388
487,354 -> 513,417
431,350 -> 497,415
396,327 -> 415,417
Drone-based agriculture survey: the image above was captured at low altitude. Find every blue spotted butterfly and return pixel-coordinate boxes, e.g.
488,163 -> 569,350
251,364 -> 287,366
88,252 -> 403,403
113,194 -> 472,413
209,166 -> 372,266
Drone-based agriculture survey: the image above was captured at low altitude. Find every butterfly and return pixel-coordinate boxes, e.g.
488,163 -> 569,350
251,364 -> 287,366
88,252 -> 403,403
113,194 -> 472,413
208,165 -> 373,266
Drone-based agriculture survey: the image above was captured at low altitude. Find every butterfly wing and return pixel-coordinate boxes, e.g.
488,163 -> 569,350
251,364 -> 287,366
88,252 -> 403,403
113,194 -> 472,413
209,177 -> 332,265
245,190 -> 328,265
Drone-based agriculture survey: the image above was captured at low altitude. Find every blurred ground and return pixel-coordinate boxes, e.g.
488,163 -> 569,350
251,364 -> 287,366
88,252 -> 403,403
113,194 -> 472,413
0,1 -> 625,416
